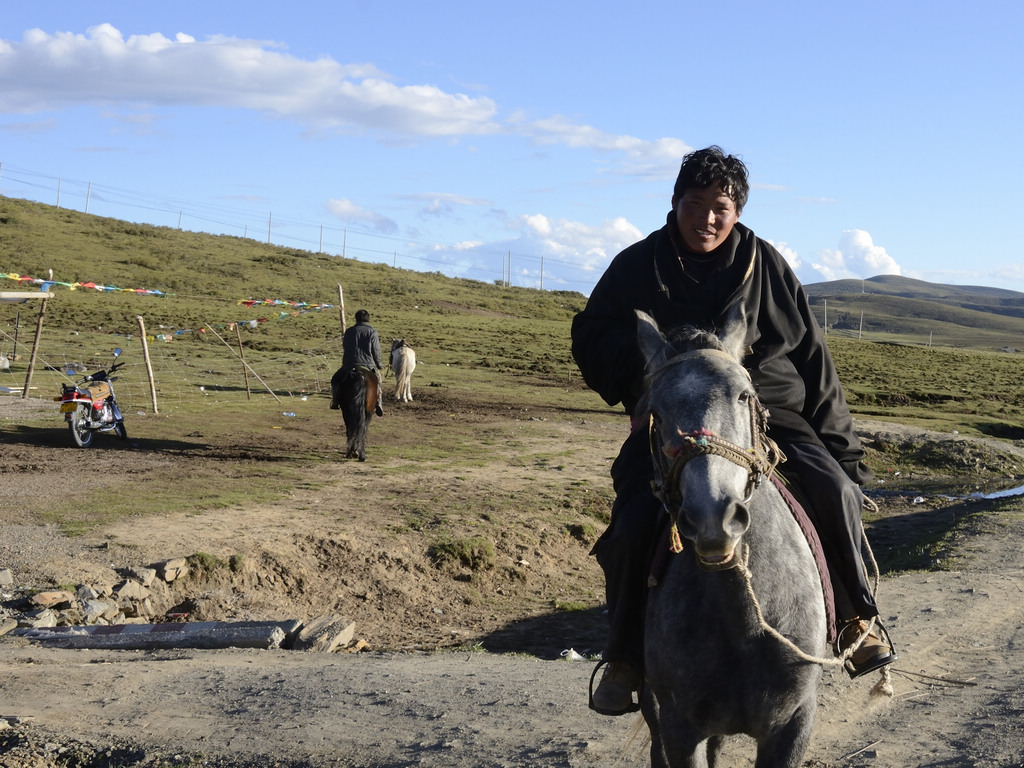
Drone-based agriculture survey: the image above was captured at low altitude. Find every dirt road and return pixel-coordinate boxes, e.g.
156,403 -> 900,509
2,395 -> 1024,767
3,514 -> 1024,768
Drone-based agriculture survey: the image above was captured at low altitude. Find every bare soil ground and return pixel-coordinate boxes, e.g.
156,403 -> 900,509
2,392 -> 1024,767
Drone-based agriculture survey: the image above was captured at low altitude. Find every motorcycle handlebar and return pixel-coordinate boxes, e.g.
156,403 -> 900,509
81,360 -> 123,382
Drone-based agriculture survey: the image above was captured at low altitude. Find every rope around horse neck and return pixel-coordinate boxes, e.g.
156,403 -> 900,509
734,533 -> 894,697
734,543 -> 844,667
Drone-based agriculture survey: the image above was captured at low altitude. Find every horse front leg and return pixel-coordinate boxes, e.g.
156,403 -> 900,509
754,701 -> 816,768
642,691 -> 706,768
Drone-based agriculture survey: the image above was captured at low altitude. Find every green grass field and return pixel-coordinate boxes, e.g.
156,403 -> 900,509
3,194 -> 1023,441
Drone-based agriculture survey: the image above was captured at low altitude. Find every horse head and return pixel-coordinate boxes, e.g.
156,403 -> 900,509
636,308 -> 779,571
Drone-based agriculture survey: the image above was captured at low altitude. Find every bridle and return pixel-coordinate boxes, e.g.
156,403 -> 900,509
646,349 -> 784,544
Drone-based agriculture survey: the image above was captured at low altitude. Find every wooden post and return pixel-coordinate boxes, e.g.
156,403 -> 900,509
12,310 -> 20,360
21,298 -> 47,399
235,323 -> 252,399
204,324 -> 281,402
136,315 -> 160,415
337,283 -> 346,331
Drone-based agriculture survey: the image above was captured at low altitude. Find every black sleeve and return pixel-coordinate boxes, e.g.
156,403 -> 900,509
371,331 -> 383,370
770,253 -> 871,484
570,249 -> 648,415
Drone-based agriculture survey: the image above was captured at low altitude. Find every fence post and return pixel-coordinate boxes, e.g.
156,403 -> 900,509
235,323 -> 252,399
21,298 -> 47,400
136,316 -> 160,415
337,283 -> 346,331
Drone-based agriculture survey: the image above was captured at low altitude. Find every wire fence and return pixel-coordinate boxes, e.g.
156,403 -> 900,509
0,162 -> 602,296
1,318 -> 339,414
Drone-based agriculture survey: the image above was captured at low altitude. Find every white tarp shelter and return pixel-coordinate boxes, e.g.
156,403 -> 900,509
1,291 -> 54,302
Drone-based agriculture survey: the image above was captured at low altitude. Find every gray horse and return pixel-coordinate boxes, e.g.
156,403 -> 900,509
636,310 -> 827,768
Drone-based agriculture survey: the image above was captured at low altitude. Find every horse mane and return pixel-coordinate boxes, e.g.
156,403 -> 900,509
662,324 -> 728,356
637,320 -> 745,418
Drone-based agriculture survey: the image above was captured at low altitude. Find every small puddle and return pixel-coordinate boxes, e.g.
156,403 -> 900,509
970,483 -> 1024,500
870,477 -> 1024,502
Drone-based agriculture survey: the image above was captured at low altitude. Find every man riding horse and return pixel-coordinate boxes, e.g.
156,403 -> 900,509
571,146 -> 897,716
335,308 -> 384,417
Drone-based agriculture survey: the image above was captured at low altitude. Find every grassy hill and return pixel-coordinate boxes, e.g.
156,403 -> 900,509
805,275 -> 1024,349
2,195 -> 1023,439
1,196 -> 587,410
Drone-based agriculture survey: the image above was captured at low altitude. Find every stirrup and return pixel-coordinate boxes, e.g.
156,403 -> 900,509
588,660 -> 642,716
841,618 -> 897,679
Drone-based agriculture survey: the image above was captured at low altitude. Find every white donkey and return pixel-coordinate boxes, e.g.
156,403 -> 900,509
389,339 -> 416,402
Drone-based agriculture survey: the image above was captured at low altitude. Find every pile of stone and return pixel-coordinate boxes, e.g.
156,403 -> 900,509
0,558 -> 190,635
0,561 -> 362,653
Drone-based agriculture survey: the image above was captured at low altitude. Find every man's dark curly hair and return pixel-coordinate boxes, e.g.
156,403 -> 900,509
672,146 -> 749,213
355,309 -> 370,323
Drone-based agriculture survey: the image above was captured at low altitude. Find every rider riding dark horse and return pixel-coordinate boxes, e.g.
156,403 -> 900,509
334,309 -> 384,417
571,146 -> 897,716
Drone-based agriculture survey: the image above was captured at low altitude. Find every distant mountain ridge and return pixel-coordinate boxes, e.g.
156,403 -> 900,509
802,275 -> 1024,350
806,275 -> 1024,316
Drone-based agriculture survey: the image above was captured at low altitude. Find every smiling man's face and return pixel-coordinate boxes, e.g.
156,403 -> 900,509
672,183 -> 740,254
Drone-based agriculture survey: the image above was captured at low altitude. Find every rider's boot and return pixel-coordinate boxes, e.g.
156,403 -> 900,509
590,661 -> 641,716
839,618 -> 897,678
588,428 -> 657,716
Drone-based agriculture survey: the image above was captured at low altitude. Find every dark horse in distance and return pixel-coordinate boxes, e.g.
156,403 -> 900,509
331,366 -> 377,461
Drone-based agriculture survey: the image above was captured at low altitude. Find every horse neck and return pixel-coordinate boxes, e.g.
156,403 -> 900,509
729,483 -> 823,623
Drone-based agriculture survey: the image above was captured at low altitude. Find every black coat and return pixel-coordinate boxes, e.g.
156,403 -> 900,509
571,217 -> 870,484
342,321 -> 383,370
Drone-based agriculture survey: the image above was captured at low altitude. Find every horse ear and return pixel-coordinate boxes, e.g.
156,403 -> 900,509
636,310 -> 670,370
718,302 -> 749,362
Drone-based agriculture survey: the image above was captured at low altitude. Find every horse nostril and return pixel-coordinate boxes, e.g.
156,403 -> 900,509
726,502 -> 750,537
677,512 -> 698,541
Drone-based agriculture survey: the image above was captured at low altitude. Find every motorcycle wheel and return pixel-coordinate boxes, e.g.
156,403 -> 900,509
114,420 -> 128,440
69,406 -> 94,448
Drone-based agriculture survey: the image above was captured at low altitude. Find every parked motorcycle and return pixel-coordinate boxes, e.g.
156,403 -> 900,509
55,348 -> 128,448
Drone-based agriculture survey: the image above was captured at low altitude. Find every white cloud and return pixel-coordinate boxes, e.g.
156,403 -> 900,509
518,213 -> 642,274
325,198 -> 397,234
450,240 -> 484,251
811,229 -> 901,282
524,115 -> 690,176
395,192 -> 491,218
0,117 -> 56,135
0,25 -> 500,137
766,239 -> 801,270
0,24 -> 688,167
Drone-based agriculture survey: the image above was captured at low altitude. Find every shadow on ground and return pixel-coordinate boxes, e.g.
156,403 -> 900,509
481,606 -> 608,661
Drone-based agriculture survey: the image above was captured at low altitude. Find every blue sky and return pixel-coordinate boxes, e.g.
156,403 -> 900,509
2,1 -> 1023,297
